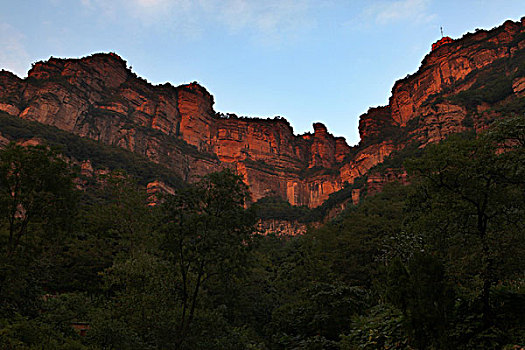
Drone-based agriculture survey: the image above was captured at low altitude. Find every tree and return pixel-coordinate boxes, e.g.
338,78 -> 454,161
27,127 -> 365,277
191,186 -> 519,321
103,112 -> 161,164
309,183 -> 408,287
159,169 -> 256,349
340,303 -> 409,350
52,170 -> 156,294
85,170 -> 156,253
0,143 -> 77,257
92,252 -> 179,349
261,185 -> 409,349
405,118 -> 525,344
0,143 -> 77,317
385,254 -> 454,349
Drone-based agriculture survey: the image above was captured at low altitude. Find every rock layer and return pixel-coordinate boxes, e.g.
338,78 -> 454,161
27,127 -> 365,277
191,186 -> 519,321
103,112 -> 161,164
0,18 -> 523,208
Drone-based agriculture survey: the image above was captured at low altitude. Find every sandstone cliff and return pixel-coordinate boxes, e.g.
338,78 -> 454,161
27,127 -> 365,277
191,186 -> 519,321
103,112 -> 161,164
0,18 -> 523,210
361,18 -> 525,147
0,53 -> 353,207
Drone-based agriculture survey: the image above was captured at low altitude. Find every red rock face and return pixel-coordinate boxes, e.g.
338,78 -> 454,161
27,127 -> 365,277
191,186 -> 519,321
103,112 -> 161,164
366,169 -> 408,196
309,123 -> 336,168
0,18 -> 523,209
431,36 -> 454,51
178,82 -> 215,151
390,19 -> 524,127
339,141 -> 396,184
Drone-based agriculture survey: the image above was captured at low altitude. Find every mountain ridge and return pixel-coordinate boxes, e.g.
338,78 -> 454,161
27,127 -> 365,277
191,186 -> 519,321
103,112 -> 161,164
0,17 -> 523,208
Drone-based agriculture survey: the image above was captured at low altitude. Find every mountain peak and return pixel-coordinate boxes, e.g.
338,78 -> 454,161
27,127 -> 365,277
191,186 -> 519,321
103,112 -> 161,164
0,18 -> 523,209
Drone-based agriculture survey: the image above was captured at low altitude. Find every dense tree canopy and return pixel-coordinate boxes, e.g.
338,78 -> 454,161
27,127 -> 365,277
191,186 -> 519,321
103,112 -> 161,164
0,116 -> 524,349
0,144 -> 77,257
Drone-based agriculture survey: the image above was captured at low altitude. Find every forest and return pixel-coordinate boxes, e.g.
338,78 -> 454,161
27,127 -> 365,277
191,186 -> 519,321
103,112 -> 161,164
0,116 -> 524,349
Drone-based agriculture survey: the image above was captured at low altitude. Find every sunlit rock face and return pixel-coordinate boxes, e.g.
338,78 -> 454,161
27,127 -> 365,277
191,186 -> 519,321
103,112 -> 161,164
0,52 -> 349,207
0,18 -> 523,208
389,19 -> 524,128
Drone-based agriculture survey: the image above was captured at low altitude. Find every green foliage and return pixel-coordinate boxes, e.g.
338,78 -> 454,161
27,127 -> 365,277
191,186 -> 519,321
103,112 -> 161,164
93,253 -> 180,349
0,313 -> 88,349
252,196 -> 312,222
1,113 -> 523,349
299,165 -> 340,178
492,96 -> 525,117
86,171 -> 156,253
308,177 -> 365,221
0,145 -> 89,348
448,74 -> 513,110
402,117 -> 525,348
360,125 -> 404,147
0,143 -> 78,256
270,282 -> 369,349
311,183 -> 408,286
48,171 -> 159,294
0,112 -> 183,187
462,114 -> 474,127
447,49 -> 525,111
385,255 -> 454,349
243,158 -> 278,175
139,125 -> 219,162
0,144 -> 78,319
405,130 -> 525,295
341,304 -> 410,350
422,92 -> 446,111
26,74 -> 72,89
360,114 -> 423,148
158,169 -> 257,348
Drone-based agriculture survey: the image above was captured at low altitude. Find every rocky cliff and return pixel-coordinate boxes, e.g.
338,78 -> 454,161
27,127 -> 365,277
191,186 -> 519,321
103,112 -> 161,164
0,18 -> 523,209
0,53 -> 354,207
362,18 -> 525,147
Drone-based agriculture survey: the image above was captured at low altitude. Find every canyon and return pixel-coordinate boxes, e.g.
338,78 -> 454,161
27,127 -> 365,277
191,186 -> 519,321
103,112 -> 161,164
0,18 -> 523,209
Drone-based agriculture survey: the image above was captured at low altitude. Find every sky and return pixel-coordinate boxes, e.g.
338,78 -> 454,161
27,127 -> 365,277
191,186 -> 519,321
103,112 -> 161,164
0,1 -> 523,145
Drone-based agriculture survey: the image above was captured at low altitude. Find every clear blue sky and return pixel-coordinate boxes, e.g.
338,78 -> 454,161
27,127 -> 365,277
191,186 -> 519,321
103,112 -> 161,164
1,0 -> 523,145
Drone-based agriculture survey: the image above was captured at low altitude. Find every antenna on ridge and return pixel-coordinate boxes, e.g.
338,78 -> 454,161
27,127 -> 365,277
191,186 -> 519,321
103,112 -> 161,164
440,26 -> 444,38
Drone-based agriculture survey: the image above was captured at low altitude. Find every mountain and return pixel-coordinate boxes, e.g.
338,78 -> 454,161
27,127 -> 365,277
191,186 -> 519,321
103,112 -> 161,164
0,18 -> 523,209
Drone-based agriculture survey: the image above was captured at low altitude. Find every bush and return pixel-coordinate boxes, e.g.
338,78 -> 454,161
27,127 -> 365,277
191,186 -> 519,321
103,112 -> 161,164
340,304 -> 410,350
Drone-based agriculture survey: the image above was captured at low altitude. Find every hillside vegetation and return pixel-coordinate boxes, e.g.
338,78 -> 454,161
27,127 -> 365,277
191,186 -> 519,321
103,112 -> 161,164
0,116 -> 523,349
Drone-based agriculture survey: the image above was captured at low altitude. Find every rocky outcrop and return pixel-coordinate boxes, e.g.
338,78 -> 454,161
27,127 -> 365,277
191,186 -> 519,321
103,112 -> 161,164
513,76 -> 525,96
0,18 -> 523,209
339,141 -> 396,183
257,219 -> 311,236
0,53 -> 352,207
147,180 -> 176,206
390,19 -> 524,128
366,169 -> 409,196
344,17 -> 525,198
